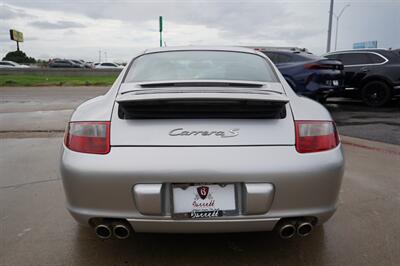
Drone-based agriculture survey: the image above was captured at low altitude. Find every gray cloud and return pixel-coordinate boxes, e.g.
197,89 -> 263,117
1,0 -> 399,60
0,4 -> 35,19
24,36 -> 39,41
30,20 -> 86,30
0,1 -> 348,47
0,35 -> 10,42
2,1 -> 293,40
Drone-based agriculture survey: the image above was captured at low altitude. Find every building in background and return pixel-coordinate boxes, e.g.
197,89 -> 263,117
353,41 -> 378,49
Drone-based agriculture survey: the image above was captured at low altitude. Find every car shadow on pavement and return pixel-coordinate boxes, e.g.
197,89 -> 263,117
326,98 -> 400,113
72,225 -> 328,265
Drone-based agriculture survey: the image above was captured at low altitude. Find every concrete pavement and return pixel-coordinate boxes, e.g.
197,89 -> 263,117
0,136 -> 399,266
1,86 -> 399,265
0,86 -> 106,134
326,98 -> 400,145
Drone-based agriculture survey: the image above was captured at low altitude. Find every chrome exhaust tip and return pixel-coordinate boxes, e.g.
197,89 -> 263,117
113,223 -> 131,239
297,222 -> 313,237
94,224 -> 112,239
278,223 -> 296,239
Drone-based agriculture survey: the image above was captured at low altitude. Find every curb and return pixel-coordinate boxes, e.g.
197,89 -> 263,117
341,135 -> 400,156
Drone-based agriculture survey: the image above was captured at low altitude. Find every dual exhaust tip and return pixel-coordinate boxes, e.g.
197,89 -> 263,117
94,220 -> 131,240
94,218 -> 312,240
278,220 -> 314,239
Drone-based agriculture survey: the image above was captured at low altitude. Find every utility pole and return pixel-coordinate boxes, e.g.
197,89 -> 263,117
159,16 -> 163,47
334,4 -> 350,51
98,50 -> 101,62
326,0 -> 334,53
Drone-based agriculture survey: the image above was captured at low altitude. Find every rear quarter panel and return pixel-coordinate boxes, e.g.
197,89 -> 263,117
70,67 -> 127,121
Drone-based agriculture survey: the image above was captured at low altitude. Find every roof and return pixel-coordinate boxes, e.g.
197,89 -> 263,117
143,46 -> 262,55
244,46 -> 310,52
325,48 -> 390,55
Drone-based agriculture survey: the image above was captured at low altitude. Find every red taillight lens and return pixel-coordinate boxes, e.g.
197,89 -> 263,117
295,121 -> 339,153
304,63 -> 336,70
64,122 -> 110,154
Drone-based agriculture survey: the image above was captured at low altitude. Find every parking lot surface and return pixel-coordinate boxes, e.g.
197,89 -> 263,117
1,86 -> 399,144
326,99 -> 400,145
1,86 -> 399,265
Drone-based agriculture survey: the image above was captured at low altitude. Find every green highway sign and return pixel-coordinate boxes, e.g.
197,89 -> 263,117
159,16 -> 163,47
159,16 -> 163,32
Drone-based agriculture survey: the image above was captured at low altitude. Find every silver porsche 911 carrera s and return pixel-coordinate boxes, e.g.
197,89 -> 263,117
60,46 -> 344,240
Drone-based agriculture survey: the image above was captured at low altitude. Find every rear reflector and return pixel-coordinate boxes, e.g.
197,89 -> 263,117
295,121 -> 339,153
64,122 -> 110,154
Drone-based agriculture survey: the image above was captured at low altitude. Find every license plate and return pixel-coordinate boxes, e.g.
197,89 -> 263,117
332,80 -> 339,86
172,184 -> 236,219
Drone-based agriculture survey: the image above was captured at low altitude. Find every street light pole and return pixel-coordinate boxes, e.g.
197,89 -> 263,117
334,4 -> 351,51
326,0 -> 334,53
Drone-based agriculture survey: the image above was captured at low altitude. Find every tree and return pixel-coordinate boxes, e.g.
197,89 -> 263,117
2,50 -> 36,64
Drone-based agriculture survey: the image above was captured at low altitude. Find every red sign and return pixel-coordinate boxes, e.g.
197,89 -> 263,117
197,186 -> 209,200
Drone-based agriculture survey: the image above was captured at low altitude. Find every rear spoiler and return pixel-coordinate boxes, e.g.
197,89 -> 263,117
116,91 -> 289,119
116,91 -> 289,103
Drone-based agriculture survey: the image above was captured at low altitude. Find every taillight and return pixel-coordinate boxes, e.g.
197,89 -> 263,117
295,121 -> 339,153
304,63 -> 338,70
64,121 -> 110,154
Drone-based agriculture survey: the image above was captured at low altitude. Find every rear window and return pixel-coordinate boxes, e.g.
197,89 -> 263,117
263,51 -> 320,64
324,54 -> 338,60
336,53 -> 371,65
367,53 -> 386,63
124,51 -> 278,83
54,60 -> 64,64
263,52 -> 293,64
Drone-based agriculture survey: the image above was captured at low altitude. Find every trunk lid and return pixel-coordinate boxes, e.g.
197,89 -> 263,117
110,82 -> 295,146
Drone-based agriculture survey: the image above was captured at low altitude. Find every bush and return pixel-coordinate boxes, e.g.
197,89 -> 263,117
2,50 -> 36,64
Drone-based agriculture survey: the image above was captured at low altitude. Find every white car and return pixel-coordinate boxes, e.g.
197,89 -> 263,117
95,62 -> 124,69
60,46 -> 344,240
0,61 -> 30,68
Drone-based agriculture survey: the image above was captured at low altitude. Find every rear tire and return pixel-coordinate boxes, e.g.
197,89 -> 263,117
361,81 -> 391,107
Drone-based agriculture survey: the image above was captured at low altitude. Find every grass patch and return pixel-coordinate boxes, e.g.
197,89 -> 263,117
0,74 -> 118,86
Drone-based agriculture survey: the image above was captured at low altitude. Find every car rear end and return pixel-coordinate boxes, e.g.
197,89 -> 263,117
60,48 -> 344,238
378,50 -> 400,99
260,50 -> 344,100
300,58 -> 345,98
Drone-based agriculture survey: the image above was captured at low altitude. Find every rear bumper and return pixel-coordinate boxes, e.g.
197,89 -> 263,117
127,218 -> 280,233
297,72 -> 345,97
60,145 -> 344,233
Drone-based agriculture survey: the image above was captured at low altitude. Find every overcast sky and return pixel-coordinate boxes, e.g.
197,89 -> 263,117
1,0 -> 399,62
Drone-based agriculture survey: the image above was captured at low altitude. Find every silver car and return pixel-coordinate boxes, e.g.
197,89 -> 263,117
60,47 -> 344,240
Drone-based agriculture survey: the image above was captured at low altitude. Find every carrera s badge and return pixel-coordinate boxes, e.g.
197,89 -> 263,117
169,128 -> 239,138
